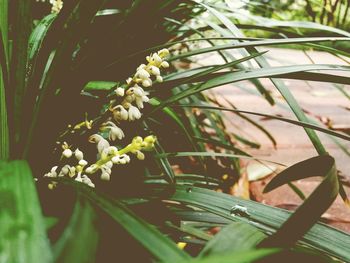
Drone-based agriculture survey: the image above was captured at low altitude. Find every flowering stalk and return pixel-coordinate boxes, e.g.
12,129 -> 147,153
43,48 -> 170,188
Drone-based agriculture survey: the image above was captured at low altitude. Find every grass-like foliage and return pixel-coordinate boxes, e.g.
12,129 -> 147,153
1,1 -> 350,262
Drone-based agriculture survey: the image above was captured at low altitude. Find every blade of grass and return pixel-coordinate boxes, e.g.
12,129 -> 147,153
174,105 -> 350,141
0,1 -> 9,160
168,37 -> 350,61
9,0 -> 32,150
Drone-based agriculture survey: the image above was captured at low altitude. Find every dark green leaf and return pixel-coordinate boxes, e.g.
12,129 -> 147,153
259,155 -> 339,248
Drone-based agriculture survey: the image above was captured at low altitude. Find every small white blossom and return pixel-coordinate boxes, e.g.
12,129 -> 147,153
128,105 -> 142,121
112,105 -> 128,121
136,150 -> 145,160
115,87 -> 125,97
156,75 -> 163,82
102,121 -> 125,141
75,148 -> 84,160
58,165 -> 70,177
100,171 -> 110,181
44,166 -> 58,178
50,0 -> 63,13
149,66 -> 160,76
85,164 -> 99,174
62,148 -> 73,158
141,78 -> 152,88
161,61 -> 169,68
135,68 -> 150,79
112,154 -> 130,164
158,48 -> 170,57
79,159 -> 88,167
126,77 -> 133,85
152,53 -> 162,65
89,134 -> 110,154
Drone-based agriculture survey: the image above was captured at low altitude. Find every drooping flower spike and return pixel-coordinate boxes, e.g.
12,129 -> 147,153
43,48 -> 169,188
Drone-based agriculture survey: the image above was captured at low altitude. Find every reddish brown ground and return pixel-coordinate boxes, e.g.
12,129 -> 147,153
209,47 -> 350,232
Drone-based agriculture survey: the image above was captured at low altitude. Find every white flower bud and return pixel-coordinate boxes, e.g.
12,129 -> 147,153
161,61 -> 169,68
152,53 -> 162,64
158,48 -> 170,57
142,79 -> 152,88
136,68 -> 150,79
115,87 -> 125,97
111,155 -> 120,164
85,164 -> 98,174
156,75 -> 163,82
79,159 -> 88,167
100,171 -> 110,181
62,148 -> 73,158
75,148 -> 84,160
132,86 -> 144,97
126,77 -> 133,85
136,151 -> 145,160
150,66 -> 160,76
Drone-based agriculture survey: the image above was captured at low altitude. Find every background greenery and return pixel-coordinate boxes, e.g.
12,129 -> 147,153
1,0 -> 350,262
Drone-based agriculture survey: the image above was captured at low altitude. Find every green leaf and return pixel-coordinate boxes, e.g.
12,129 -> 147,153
0,160 -> 52,262
53,199 -> 98,263
64,181 -> 190,262
156,152 -> 285,166
175,105 -> 350,141
199,222 -> 266,257
0,0 -> 9,160
9,0 -> 32,146
169,185 -> 350,262
259,155 -> 339,248
168,37 -> 350,61
26,14 -> 56,84
84,80 -> 118,91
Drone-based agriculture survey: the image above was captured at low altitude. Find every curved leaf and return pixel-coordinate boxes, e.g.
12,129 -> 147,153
259,155 -> 338,248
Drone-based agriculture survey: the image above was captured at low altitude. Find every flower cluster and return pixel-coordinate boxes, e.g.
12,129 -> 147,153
44,135 -> 156,188
43,48 -> 170,189
109,48 -> 170,129
34,0 -> 63,14
49,0 -> 63,13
